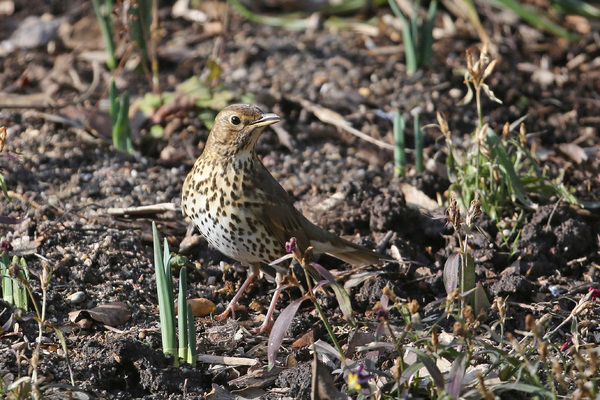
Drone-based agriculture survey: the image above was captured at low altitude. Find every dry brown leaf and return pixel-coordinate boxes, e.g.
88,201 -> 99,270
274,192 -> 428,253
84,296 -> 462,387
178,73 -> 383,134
86,302 -> 132,327
400,183 -> 440,212
292,330 -> 314,348
558,143 -> 588,164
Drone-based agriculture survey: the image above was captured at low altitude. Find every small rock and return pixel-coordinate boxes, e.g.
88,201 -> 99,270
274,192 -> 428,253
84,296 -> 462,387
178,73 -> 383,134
69,291 -> 86,304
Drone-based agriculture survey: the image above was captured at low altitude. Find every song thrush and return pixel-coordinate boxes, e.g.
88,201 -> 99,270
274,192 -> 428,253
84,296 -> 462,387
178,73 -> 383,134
182,104 -> 385,333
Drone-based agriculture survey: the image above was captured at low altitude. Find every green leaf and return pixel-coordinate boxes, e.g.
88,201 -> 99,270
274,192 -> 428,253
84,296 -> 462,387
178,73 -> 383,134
230,0 -> 314,29
421,0 -> 437,67
388,0 -> 417,75
149,125 -> 164,139
311,262 -> 355,324
406,347 -> 445,389
178,266 -> 188,362
460,252 -> 475,295
493,382 -> 554,396
493,0 -> 579,41
163,238 -> 172,294
203,57 -> 222,83
110,78 -> 132,154
13,256 -> 28,311
51,323 -> 76,386
153,222 -> 177,361
198,109 -> 217,130
0,173 -> 11,200
187,303 -> 197,367
414,113 -> 423,173
553,0 -> 600,18
485,127 -> 536,209
472,282 -> 490,316
1,253 -> 13,304
137,92 -> 165,116
177,76 -> 212,100
393,110 -> 406,176
195,90 -> 234,110
91,0 -> 116,70
240,93 -> 256,105
109,78 -> 119,123
398,360 -> 423,385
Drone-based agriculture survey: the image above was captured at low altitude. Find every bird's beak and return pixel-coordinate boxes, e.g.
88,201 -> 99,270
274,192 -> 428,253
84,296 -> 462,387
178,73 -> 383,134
250,113 -> 280,127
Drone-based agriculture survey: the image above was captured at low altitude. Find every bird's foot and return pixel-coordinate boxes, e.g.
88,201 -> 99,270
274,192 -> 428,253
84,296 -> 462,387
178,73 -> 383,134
214,303 -> 247,321
250,320 -> 272,335
215,271 -> 257,321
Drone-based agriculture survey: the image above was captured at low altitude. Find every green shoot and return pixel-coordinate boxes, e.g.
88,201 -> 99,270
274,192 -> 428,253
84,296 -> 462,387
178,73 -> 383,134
152,222 -> 197,366
153,222 -> 177,362
393,110 -> 406,176
91,0 -> 117,70
177,266 -> 188,361
388,0 -> 438,76
0,252 -> 29,311
414,111 -> 423,173
109,78 -> 133,154
128,0 -> 160,92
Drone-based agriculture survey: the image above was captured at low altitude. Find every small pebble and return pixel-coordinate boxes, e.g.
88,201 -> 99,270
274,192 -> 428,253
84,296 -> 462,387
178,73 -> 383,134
548,285 -> 563,297
449,88 -> 463,99
69,291 -> 86,304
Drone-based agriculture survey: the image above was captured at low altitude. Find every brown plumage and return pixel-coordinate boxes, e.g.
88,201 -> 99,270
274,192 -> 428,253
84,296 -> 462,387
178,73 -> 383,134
182,104 -> 385,333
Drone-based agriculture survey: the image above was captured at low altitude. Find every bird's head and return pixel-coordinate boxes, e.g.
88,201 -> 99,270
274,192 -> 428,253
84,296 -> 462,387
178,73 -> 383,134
205,104 -> 280,157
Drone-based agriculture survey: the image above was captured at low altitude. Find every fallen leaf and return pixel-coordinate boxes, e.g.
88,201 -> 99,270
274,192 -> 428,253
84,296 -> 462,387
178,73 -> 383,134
558,143 -> 587,164
292,330 -> 314,348
400,183 -> 440,212
86,302 -> 132,327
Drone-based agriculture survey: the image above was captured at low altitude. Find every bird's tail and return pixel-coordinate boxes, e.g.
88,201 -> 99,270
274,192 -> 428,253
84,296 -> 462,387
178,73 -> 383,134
312,235 -> 387,266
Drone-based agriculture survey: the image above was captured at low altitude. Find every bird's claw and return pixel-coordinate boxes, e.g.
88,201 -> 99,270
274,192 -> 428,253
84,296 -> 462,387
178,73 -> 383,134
215,303 -> 246,321
250,321 -> 272,335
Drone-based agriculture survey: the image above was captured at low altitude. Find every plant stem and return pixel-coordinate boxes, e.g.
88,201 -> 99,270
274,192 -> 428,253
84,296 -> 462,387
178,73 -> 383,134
304,269 -> 345,360
313,295 -> 345,360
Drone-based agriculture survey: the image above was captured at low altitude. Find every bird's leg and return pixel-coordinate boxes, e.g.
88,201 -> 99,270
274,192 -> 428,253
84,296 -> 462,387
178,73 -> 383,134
215,265 -> 258,321
251,272 -> 284,334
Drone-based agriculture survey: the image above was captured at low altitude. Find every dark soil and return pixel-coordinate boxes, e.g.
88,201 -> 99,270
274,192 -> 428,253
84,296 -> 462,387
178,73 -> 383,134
0,0 -> 599,398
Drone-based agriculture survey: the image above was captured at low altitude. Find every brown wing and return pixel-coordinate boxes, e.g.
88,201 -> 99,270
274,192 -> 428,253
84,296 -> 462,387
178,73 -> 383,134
249,160 -> 313,254
250,160 -> 385,266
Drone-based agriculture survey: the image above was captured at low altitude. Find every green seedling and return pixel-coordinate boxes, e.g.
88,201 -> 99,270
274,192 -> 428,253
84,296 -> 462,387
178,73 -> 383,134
109,78 -> 133,154
388,0 -> 437,76
152,222 -> 197,366
91,0 -> 117,70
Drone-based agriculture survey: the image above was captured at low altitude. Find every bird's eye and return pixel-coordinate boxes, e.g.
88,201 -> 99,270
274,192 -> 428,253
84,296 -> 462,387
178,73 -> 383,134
231,116 -> 241,125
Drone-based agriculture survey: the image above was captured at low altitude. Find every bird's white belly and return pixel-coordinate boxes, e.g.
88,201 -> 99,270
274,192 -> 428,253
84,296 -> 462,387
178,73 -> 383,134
193,208 -> 266,264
